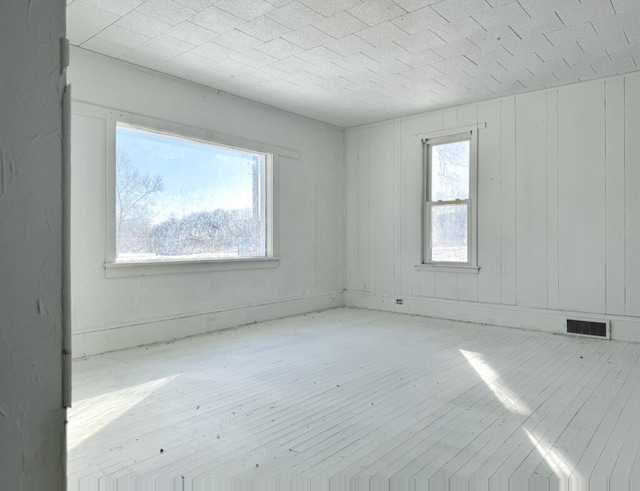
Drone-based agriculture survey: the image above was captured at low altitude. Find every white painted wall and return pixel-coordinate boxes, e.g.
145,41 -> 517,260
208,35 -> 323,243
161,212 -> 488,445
345,72 -> 640,342
0,0 -> 66,488
69,49 -> 345,357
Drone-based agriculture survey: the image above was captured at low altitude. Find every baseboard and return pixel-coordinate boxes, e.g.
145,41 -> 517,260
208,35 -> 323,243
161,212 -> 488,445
73,292 -> 345,358
344,291 -> 640,344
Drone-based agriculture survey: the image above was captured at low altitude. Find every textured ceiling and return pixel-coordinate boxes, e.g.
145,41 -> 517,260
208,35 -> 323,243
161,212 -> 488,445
67,0 -> 640,127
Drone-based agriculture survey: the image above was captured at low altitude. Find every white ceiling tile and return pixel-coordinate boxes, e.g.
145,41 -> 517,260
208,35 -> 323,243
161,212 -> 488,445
212,0 -> 276,21
283,25 -> 334,49
356,22 -> 411,46
392,0 -> 441,12
229,48 -> 278,67
347,0 -> 407,26
299,0 -> 364,17
431,37 -> 480,59
120,43 -> 176,67
401,64 -> 441,81
238,16 -> 292,41
270,55 -> 315,73
556,0 -> 616,27
315,12 -> 367,38
266,2 -> 326,30
83,0 -> 142,16
134,0 -> 197,26
392,6 -> 447,34
432,54 -> 478,74
431,16 -> 484,43
307,61 -> 351,77
67,1 -> 120,44
114,11 -> 173,38
295,45 -> 345,63
173,0 -> 217,11
341,68 -> 377,84
431,0 -> 492,22
265,0 -> 295,7
372,58 -> 412,76
394,29 -> 445,52
332,52 -> 379,71
214,29 -> 263,52
255,37 -> 305,59
325,34 -> 374,55
141,33 -> 196,57
81,25 -> 150,57
189,40 -> 236,61
363,41 -> 411,61
190,6 -> 246,34
397,48 -> 443,68
165,21 -> 219,45
69,0 -> 640,127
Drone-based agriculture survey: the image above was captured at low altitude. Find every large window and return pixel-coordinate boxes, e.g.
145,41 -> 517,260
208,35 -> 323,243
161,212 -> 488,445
423,131 -> 477,267
113,123 -> 271,263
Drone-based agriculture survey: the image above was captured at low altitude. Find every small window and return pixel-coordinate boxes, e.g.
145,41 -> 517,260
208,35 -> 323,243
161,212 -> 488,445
423,132 -> 477,266
114,123 -> 271,263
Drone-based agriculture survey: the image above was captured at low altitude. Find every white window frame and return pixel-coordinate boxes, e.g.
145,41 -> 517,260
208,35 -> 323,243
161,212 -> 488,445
81,105 -> 295,278
420,130 -> 479,273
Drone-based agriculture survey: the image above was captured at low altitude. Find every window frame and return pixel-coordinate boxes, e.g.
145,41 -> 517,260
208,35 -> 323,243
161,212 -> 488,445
421,130 -> 479,272
98,108 -> 292,277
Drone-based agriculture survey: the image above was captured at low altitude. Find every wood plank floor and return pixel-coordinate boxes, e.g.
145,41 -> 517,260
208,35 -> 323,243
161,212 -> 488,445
68,308 -> 640,490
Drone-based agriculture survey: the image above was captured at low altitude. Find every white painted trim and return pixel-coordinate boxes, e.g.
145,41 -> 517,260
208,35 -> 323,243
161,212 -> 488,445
344,291 -> 640,344
413,122 -> 486,140
72,291 -> 345,358
73,100 -> 300,160
415,264 -> 479,274
104,257 -> 280,278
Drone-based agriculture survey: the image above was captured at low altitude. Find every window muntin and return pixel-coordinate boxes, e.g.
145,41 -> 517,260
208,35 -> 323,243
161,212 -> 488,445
114,123 -> 270,263
424,133 -> 474,265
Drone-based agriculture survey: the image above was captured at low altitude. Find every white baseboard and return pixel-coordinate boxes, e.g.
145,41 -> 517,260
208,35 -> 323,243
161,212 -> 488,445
73,292 -> 345,358
345,291 -> 640,344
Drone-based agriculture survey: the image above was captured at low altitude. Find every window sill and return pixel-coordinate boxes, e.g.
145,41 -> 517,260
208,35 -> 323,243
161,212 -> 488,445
415,264 -> 480,274
105,257 -> 280,278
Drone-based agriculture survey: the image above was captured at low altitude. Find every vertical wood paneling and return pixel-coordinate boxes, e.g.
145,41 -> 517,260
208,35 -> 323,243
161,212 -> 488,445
605,77 -> 626,315
435,272 -> 458,300
345,129 -> 359,291
625,73 -> 640,316
393,121 -> 403,295
400,117 -> 423,297
357,127 -> 370,291
443,108 -> 457,129
458,104 -> 478,126
515,91 -> 548,308
368,123 -> 395,294
476,99 -> 501,304
557,81 -> 606,314
458,274 -> 478,302
546,90 -> 560,310
419,111 -> 443,134
500,97 -> 517,306
344,74 -> 639,321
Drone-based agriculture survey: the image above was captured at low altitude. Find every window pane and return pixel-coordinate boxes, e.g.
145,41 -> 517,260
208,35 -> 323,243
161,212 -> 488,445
115,124 -> 267,262
430,140 -> 470,201
430,203 -> 468,262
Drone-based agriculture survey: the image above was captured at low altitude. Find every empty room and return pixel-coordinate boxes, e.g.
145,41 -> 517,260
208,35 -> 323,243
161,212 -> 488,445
3,0 -> 640,490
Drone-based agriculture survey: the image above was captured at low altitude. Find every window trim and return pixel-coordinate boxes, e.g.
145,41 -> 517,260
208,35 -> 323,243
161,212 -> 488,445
95,106 -> 292,275
421,129 -> 479,270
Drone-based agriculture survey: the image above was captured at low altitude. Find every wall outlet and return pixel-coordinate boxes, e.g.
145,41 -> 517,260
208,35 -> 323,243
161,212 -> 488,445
396,298 -> 404,305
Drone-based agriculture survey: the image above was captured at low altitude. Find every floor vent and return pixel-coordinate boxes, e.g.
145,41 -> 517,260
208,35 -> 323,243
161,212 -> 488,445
566,319 -> 609,339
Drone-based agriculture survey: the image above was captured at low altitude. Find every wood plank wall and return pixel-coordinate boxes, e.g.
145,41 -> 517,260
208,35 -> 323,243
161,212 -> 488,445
346,72 -> 640,323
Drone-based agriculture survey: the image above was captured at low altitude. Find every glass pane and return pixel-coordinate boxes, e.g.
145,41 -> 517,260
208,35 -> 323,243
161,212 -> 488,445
115,124 -> 267,262
430,140 -> 470,201
430,203 -> 468,262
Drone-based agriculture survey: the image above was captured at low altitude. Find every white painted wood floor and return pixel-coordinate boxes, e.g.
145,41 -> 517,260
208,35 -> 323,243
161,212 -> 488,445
68,308 -> 640,491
